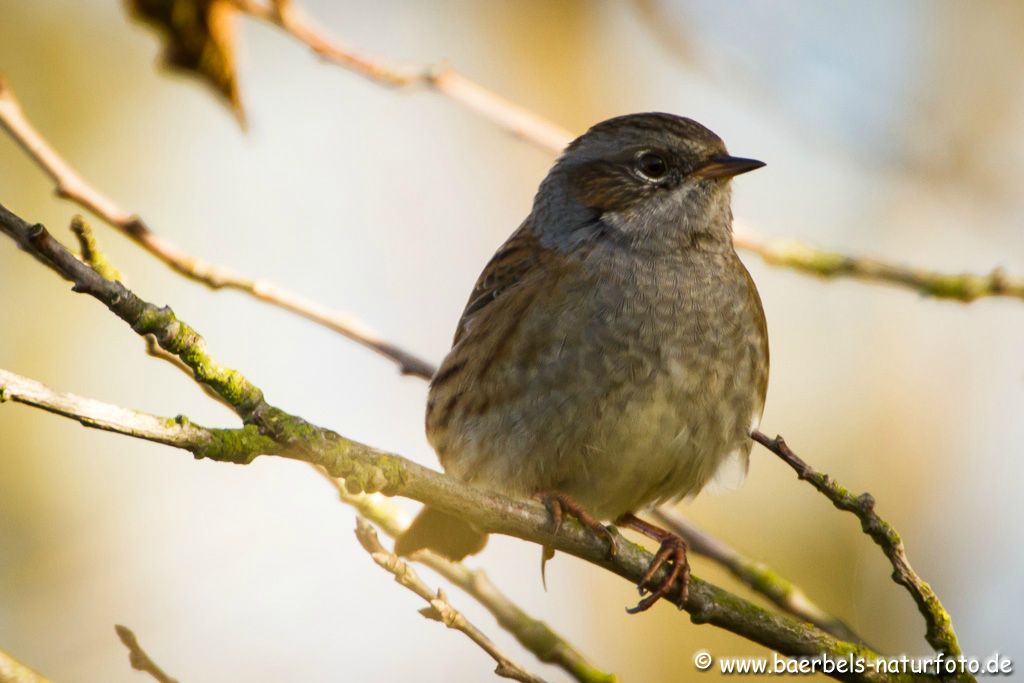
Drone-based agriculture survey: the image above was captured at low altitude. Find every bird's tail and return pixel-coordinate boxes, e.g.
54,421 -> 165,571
394,506 -> 488,561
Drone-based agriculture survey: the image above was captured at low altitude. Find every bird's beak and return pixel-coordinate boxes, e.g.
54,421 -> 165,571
692,155 -> 765,180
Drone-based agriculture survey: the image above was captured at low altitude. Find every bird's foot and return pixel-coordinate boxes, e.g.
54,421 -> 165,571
615,513 -> 690,613
536,492 -> 618,559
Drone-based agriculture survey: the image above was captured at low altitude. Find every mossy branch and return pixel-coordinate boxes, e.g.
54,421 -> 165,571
0,368 -> 278,464
752,432 -> 965,672
0,365 -> 614,683
734,232 -> 1024,303
0,201 -> 929,682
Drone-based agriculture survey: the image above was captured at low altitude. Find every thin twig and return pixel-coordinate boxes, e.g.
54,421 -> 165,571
0,77 -> 435,378
230,0 -> 572,154
751,430 -> 965,667
354,518 -> 547,683
114,625 -> 179,683
734,231 -> 1024,303
0,203 -> 912,682
315,469 -> 617,683
650,506 -> 865,645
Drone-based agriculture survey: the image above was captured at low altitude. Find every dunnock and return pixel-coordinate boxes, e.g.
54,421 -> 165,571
397,113 -> 768,612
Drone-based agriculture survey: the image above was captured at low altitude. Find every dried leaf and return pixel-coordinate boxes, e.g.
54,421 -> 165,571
126,0 -> 245,125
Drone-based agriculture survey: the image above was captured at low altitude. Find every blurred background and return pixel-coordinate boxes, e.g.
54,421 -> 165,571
1,1 -> 1022,681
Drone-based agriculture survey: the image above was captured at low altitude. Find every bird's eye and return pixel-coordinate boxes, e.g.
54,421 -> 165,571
635,152 -> 669,181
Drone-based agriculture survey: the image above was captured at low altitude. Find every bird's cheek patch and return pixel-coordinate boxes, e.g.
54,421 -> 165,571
568,162 -> 647,213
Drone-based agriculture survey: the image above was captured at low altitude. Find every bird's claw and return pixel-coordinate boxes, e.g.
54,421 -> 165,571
613,513 -> 690,613
626,534 -> 689,613
537,492 -> 618,558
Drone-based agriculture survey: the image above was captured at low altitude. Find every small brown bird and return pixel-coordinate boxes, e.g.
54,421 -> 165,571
397,113 -> 768,611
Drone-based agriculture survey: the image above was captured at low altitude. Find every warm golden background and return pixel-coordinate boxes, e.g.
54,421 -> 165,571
1,2 -> 1022,681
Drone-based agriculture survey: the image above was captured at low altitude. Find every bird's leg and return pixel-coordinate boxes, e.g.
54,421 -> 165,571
535,492 -> 618,589
536,492 -> 619,557
615,512 -> 690,613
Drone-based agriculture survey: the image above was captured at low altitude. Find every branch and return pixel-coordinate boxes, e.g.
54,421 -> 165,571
0,364 -> 612,682
650,506 -> 865,645
751,431 -> 965,667
734,231 -> 1024,303
115,625 -> 179,683
0,373 -> 882,683
315,470 -> 617,683
0,78 -> 435,378
227,1 -> 1022,305
230,0 -> 572,154
0,368 -> 281,464
0,203 -> 909,682
354,518 -> 547,683
0,648 -> 50,683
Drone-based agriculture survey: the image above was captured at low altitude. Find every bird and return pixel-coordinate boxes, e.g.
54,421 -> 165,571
396,112 -> 769,612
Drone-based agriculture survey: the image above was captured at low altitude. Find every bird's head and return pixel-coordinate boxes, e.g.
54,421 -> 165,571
532,113 -> 763,254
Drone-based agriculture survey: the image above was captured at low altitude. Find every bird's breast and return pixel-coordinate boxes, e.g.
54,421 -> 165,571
433,245 -> 768,519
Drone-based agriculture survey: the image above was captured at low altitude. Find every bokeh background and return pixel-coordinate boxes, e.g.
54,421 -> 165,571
2,1 -> 1023,681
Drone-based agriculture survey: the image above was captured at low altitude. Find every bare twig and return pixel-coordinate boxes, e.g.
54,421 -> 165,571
751,430 -> 964,667
0,648 -> 51,683
0,78 -> 435,378
229,0 -> 572,154
115,625 -> 179,683
0,203 -> 910,682
316,470 -> 617,683
651,506 -> 865,645
354,518 -> 547,683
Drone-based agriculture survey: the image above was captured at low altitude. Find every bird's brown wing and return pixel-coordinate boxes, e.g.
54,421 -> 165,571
403,225 -> 570,563
453,221 -> 546,346
427,221 -> 582,450
738,259 -> 770,409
